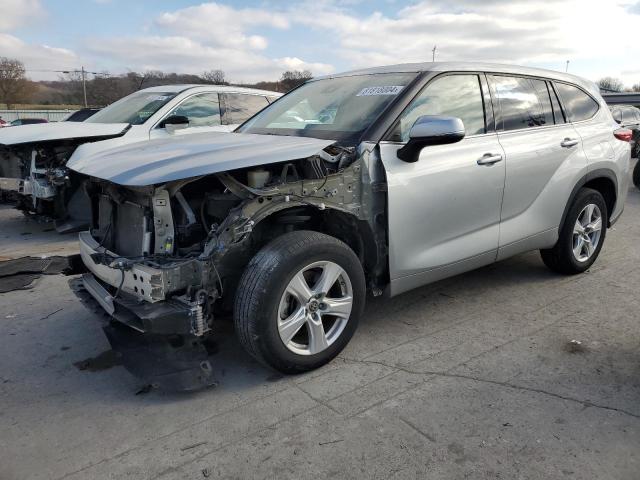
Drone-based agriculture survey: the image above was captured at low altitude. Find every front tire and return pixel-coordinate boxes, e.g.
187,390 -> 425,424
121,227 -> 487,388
540,188 -> 607,274
234,230 -> 366,374
633,160 -> 640,188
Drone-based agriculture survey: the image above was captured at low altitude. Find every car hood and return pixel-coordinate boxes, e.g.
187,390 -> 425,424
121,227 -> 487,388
0,122 -> 130,146
67,132 -> 336,186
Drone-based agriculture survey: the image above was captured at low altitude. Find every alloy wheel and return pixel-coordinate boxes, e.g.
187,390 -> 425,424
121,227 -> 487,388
277,261 -> 353,356
572,203 -> 602,262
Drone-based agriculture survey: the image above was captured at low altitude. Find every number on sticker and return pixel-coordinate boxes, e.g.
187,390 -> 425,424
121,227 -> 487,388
356,86 -> 404,96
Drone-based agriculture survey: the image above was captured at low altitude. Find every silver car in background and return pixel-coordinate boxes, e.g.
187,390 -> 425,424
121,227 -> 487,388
69,62 -> 630,390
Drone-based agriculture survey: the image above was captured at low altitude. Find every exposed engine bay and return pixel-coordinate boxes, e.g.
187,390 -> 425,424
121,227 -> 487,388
73,143 -> 388,389
0,134 -> 124,231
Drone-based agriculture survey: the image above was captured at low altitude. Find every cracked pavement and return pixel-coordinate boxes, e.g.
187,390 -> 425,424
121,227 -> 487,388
1,175 -> 639,479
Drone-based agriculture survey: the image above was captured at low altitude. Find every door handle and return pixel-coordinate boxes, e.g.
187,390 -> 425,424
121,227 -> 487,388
477,153 -> 503,166
560,138 -> 579,148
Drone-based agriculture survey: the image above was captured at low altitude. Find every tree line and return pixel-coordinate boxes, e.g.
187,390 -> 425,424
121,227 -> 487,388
4,55 -> 638,110
596,77 -> 640,93
0,57 -> 313,109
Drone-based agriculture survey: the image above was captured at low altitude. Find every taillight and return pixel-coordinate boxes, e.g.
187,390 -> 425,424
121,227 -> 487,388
614,128 -> 633,142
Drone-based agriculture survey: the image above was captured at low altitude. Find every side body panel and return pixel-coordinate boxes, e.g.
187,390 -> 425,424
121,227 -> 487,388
495,124 -> 588,260
380,133 -> 505,296
571,108 -> 630,222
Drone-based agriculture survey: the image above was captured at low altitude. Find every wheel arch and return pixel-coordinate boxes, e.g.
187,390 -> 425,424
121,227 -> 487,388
249,206 -> 381,276
560,169 -> 618,230
214,205 -> 384,305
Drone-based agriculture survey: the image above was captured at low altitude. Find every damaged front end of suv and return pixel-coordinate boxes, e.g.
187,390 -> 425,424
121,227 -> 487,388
0,124 -> 130,230
70,132 -> 388,390
68,70 -> 424,390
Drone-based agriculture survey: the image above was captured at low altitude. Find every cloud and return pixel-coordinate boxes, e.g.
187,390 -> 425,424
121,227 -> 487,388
86,35 -> 334,83
156,3 -> 290,50
0,33 -> 79,79
0,0 -> 45,31
4,0 -> 640,86
627,1 -> 640,14
84,2 -> 333,82
290,0 -> 580,67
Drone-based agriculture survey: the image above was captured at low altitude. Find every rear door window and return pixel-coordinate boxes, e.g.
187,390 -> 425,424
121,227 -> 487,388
391,74 -> 486,142
554,83 -> 599,122
222,93 -> 270,124
489,75 -> 554,131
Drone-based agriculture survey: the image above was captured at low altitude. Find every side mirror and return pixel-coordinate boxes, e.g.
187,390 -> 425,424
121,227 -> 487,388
161,115 -> 189,133
397,115 -> 465,163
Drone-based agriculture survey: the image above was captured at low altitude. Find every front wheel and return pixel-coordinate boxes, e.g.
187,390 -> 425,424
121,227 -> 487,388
234,230 -> 366,374
633,160 -> 640,188
540,188 -> 607,274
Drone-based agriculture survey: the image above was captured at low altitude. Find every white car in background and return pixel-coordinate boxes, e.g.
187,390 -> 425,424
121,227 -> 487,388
0,84 -> 281,231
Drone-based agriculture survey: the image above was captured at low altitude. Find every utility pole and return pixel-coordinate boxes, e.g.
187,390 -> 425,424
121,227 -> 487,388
432,45 -> 437,62
81,66 -> 87,107
565,60 -> 570,72
60,68 -> 103,107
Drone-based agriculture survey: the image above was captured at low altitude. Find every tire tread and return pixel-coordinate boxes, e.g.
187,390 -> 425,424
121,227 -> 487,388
234,230 -> 361,372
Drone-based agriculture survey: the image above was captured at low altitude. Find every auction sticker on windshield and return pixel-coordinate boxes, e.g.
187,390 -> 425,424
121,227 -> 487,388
356,86 -> 404,96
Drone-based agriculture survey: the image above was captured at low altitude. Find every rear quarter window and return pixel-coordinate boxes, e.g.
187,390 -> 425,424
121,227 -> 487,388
554,83 -> 599,122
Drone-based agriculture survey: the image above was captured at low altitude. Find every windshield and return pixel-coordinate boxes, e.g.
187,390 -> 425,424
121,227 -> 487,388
86,91 -> 178,125
238,73 -> 418,142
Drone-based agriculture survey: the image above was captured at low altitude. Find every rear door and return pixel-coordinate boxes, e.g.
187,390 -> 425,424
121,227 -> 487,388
488,75 -> 587,259
379,73 -> 506,294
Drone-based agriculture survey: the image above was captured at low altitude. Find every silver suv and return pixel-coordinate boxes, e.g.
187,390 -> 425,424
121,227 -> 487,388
70,63 -> 631,390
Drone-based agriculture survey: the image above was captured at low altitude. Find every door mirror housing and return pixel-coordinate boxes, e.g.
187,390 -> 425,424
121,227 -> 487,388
161,115 -> 190,133
397,115 -> 466,163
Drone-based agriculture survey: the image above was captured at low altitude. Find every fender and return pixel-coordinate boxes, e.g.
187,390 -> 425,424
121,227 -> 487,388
559,168 -> 618,231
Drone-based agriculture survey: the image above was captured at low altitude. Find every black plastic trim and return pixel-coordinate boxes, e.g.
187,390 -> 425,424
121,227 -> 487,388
559,169 -> 619,231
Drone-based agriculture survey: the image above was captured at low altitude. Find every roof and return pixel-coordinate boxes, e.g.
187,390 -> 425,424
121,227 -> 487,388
139,84 -> 281,96
316,61 -> 599,95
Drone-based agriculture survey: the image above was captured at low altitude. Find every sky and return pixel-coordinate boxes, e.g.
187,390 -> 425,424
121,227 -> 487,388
1,0 -> 640,87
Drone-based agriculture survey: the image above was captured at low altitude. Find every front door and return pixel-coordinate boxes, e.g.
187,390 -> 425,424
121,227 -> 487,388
379,73 -> 506,295
150,92 -> 230,140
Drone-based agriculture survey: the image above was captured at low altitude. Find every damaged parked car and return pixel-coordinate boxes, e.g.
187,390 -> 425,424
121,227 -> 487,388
69,62 -> 630,390
0,85 -> 280,232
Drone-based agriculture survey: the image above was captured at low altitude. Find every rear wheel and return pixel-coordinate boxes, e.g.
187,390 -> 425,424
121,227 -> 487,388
234,230 -> 365,373
540,188 -> 607,274
633,160 -> 640,188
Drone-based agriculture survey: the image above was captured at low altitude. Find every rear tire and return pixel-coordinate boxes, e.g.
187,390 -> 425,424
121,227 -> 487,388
633,160 -> 640,188
234,230 -> 365,374
540,188 -> 607,274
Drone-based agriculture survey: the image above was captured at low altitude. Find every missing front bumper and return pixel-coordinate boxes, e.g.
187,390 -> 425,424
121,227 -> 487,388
70,276 -> 216,391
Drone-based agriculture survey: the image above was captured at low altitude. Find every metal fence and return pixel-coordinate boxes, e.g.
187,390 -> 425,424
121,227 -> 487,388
0,110 -> 77,123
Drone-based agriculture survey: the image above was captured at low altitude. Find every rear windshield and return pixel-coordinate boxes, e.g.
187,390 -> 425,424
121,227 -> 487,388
86,91 -> 177,125
238,73 -> 418,143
